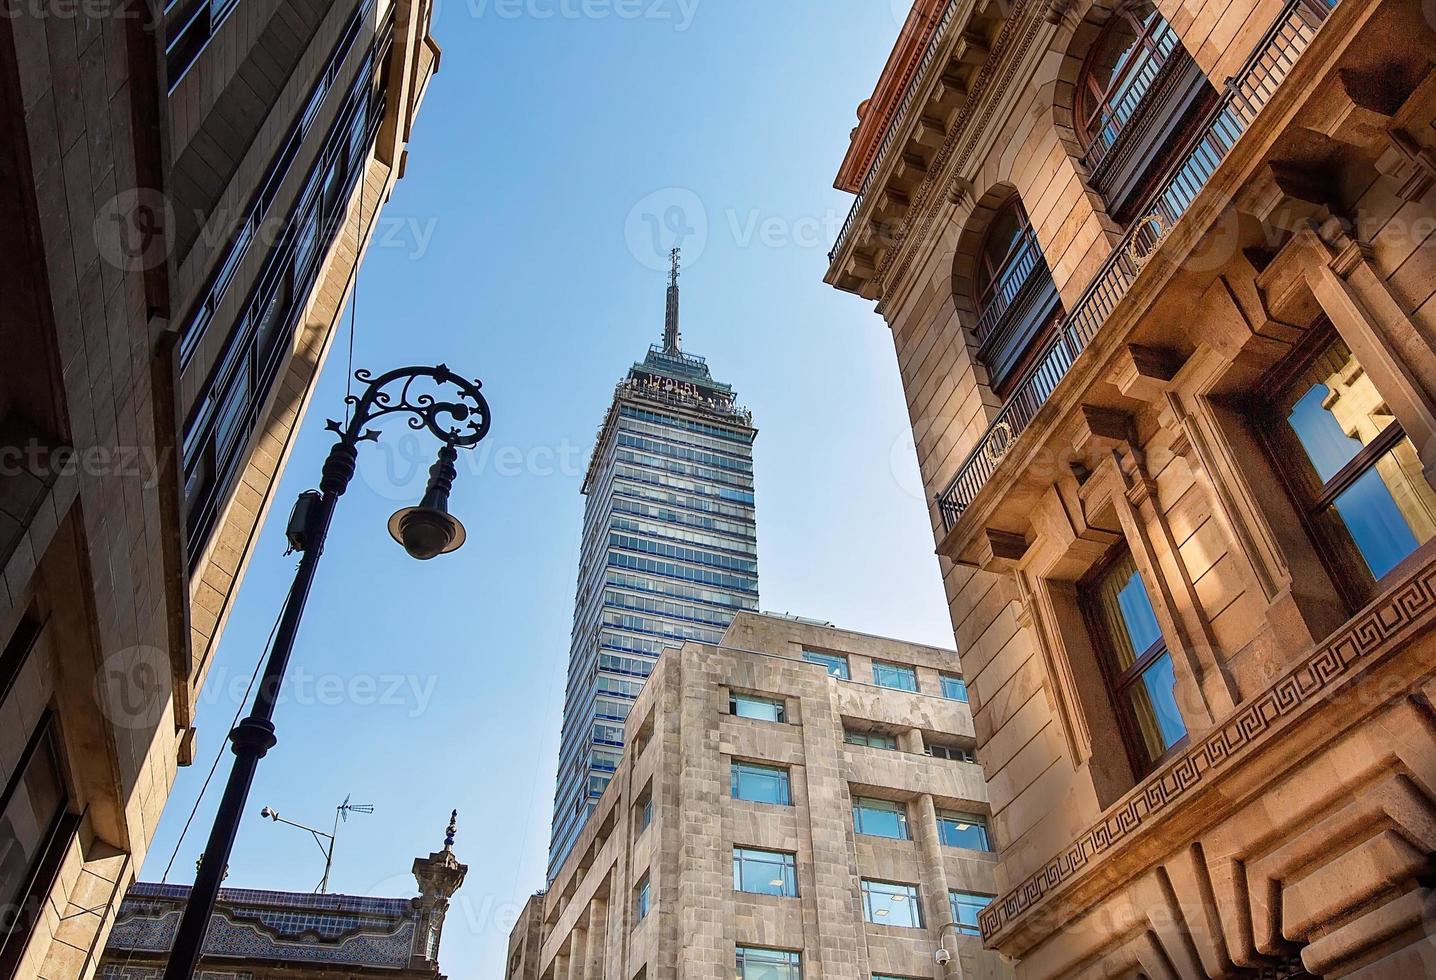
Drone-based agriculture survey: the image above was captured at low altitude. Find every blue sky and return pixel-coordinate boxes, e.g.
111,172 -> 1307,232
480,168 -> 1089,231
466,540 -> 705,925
143,1 -> 955,973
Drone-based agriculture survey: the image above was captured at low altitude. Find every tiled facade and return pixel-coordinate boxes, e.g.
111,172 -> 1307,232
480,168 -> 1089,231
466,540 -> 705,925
512,612 -> 1012,980
0,0 -> 437,974
828,0 -> 1436,977
96,823 -> 466,978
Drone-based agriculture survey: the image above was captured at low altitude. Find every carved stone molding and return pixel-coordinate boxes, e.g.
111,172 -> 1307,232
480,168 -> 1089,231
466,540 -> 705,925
1386,128 -> 1436,202
872,0 -> 1047,308
979,549 -> 1436,941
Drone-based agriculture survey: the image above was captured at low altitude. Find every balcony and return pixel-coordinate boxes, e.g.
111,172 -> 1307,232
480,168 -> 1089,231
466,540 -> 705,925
1078,13 -> 1216,223
972,223 -> 1063,392
937,0 -> 1336,532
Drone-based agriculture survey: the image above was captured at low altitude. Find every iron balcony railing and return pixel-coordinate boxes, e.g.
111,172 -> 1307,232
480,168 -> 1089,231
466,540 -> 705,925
973,224 -> 1046,345
1079,14 -> 1184,175
829,0 -> 962,265
936,0 -> 1336,531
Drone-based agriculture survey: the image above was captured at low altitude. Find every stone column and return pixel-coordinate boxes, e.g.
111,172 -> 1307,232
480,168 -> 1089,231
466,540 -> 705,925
1301,228 -> 1436,489
574,927 -> 591,980
913,793 -> 962,978
583,899 -> 608,980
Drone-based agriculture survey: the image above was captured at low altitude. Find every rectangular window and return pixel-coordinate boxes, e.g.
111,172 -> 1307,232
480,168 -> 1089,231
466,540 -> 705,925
730,693 -> 786,723
0,716 -> 70,960
852,797 -> 909,840
633,874 -> 650,923
949,891 -> 993,936
937,811 -> 991,851
925,741 -> 977,763
801,649 -> 850,679
1263,329 -> 1436,602
872,662 -> 918,692
731,762 -> 791,806
736,947 -> 801,980
1084,551 -> 1188,772
940,674 -> 969,702
861,879 -> 923,928
733,847 -> 798,897
635,790 -> 653,834
843,729 -> 898,750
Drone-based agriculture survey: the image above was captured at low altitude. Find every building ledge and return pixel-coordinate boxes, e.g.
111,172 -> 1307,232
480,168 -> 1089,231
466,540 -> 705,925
980,542 -> 1436,952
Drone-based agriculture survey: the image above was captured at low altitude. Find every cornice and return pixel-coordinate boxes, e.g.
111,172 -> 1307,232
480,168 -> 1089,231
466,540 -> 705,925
836,0 -> 949,193
875,0 -> 1051,313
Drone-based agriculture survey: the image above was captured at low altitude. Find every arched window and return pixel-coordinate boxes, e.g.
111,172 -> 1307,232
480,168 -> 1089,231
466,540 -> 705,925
1076,3 -> 1177,159
1074,3 -> 1214,221
971,197 -> 1062,395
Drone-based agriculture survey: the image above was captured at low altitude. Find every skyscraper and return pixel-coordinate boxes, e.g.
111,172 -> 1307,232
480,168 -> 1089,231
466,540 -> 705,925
548,252 -> 758,879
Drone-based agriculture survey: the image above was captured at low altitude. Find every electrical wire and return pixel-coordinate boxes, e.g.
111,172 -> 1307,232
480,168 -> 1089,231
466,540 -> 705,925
159,581 -> 291,885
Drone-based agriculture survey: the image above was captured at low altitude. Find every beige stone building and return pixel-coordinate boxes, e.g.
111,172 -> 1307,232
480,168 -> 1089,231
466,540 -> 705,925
826,0 -> 1436,977
0,0 -> 437,974
504,612 -> 1013,980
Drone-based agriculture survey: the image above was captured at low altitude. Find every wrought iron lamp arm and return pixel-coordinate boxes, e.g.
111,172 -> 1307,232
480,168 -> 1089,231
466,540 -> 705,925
332,364 -> 491,451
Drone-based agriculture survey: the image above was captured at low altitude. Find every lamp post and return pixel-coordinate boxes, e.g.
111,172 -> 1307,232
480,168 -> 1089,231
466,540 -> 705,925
162,365 -> 491,980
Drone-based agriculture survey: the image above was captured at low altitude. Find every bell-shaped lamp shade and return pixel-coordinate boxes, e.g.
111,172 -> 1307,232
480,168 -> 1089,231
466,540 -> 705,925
388,444 -> 467,560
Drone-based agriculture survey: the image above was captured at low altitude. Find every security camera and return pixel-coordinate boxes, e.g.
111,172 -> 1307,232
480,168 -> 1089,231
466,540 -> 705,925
935,948 -> 952,966
260,806 -> 279,821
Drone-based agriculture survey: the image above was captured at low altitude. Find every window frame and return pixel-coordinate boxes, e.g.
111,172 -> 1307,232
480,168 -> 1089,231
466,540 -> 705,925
939,674 -> 969,702
852,797 -> 910,840
1079,548 -> 1189,777
925,741 -> 976,763
732,847 -> 799,898
948,890 -> 994,937
635,787 -> 653,835
969,195 -> 1064,396
633,873 -> 651,924
871,661 -> 918,692
1074,3 -> 1174,153
730,761 -> 792,806
936,810 -> 991,851
729,692 -> 787,724
736,946 -> 802,980
1255,321 -> 1432,609
860,878 -> 924,929
974,197 -> 1038,323
843,729 -> 898,750
0,713 -> 78,975
801,649 -> 850,679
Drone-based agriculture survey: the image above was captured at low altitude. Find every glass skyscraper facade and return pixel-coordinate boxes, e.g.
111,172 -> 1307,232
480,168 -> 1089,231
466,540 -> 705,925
548,262 -> 758,879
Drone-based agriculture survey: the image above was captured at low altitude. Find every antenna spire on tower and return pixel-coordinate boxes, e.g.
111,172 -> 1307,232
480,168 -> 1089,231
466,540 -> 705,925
663,247 -> 681,354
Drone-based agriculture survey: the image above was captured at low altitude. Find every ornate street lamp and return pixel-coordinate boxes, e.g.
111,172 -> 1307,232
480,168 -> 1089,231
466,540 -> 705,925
163,365 -> 490,980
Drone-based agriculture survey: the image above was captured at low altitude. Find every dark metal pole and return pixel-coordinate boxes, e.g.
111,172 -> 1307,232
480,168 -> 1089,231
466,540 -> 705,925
162,442 -> 356,979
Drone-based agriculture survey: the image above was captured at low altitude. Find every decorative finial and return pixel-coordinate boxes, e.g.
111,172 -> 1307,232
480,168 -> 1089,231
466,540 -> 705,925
663,248 -> 681,355
444,809 -> 457,851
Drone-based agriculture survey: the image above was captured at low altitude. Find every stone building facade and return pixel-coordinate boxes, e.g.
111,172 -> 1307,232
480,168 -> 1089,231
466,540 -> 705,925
96,816 -> 466,978
826,0 -> 1436,977
0,0 -> 437,974
507,611 -> 1012,980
